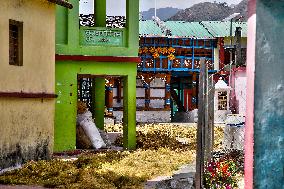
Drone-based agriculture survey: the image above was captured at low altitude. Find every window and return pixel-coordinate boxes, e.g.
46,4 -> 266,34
79,0 -> 126,28
9,19 -> 23,66
79,0 -> 95,27
218,91 -> 228,110
106,0 -> 126,28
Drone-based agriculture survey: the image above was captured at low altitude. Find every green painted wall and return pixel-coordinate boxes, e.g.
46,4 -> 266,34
54,0 -> 139,152
55,0 -> 139,57
55,62 -> 137,151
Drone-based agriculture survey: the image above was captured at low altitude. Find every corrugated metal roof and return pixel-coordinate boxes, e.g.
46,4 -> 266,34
139,20 -> 247,38
200,21 -> 247,37
164,21 -> 214,38
139,20 -> 163,36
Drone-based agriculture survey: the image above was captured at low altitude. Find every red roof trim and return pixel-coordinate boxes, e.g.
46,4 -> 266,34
0,92 -> 57,98
55,55 -> 141,63
47,0 -> 73,9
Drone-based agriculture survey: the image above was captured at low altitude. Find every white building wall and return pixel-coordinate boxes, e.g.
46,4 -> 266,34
234,70 -> 247,115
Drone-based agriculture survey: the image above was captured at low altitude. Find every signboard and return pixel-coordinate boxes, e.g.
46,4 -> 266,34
81,29 -> 123,46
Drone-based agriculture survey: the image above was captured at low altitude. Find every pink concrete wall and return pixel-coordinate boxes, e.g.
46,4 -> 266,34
245,0 -> 256,188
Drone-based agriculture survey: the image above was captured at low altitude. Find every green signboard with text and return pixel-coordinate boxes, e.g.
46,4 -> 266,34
80,28 -> 124,46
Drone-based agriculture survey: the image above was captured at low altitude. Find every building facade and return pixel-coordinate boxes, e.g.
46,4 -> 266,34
0,0 -> 72,170
54,0 -> 140,151
127,20 -> 247,123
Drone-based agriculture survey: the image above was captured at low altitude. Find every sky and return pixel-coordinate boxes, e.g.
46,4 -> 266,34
79,0 -> 243,16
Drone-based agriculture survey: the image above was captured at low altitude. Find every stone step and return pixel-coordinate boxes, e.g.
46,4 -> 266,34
144,164 -> 195,189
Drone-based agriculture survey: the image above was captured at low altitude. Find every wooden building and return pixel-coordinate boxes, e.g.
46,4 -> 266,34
130,20 -> 247,122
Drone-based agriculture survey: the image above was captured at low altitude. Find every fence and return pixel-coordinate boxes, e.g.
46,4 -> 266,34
195,58 -> 246,188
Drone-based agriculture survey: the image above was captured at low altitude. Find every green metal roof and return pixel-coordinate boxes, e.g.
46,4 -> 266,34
139,20 -> 163,36
164,21 -> 214,38
139,20 -> 247,38
200,21 -> 247,37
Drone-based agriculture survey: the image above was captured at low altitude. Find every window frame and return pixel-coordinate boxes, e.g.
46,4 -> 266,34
9,19 -> 23,66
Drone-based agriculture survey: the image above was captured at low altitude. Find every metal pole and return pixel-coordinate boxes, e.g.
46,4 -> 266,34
154,0 -> 157,18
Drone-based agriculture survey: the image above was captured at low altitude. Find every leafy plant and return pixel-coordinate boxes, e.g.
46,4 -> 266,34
204,159 -> 238,189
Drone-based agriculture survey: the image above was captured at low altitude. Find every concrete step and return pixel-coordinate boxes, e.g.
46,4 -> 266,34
144,164 -> 195,189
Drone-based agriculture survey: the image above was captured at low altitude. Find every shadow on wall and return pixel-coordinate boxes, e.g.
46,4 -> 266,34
0,138 -> 51,170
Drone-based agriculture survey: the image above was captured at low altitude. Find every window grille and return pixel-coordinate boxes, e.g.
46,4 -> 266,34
218,91 -> 228,110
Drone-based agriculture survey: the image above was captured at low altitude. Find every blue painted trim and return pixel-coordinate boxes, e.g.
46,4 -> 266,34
166,84 -> 171,91
143,83 -> 150,88
165,98 -> 171,105
226,122 -> 245,127
138,68 -> 218,73
106,86 -> 113,91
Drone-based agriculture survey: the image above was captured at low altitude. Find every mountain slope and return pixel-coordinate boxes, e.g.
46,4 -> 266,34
168,0 -> 248,22
140,7 -> 182,21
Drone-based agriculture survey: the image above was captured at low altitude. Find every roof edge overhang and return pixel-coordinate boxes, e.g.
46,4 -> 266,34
47,0 -> 73,9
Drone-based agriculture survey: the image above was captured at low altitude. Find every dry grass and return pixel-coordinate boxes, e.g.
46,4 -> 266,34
0,124 -> 225,188
0,149 -> 194,189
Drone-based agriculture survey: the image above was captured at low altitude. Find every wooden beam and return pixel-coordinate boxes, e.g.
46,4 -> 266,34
0,92 -> 57,98
145,84 -> 150,110
192,72 -> 198,109
219,37 -> 225,71
116,78 -> 122,103
164,74 -> 171,110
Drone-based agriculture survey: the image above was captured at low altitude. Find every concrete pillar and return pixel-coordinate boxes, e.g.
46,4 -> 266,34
123,75 -> 136,150
67,0 -> 79,46
95,0 -> 106,27
94,77 -> 105,130
246,0 -> 284,188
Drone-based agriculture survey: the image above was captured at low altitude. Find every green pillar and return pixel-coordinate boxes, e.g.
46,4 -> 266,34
94,77 -> 105,130
95,0 -> 106,27
67,0 -> 79,47
123,75 -> 136,150
126,0 -> 139,49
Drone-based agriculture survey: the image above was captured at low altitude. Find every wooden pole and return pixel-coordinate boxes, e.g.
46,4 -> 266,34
105,78 -> 114,116
116,78 -> 122,103
164,74 -> 171,110
145,84 -> 150,110
195,58 -> 206,189
206,73 -> 215,161
204,62 -> 210,161
192,72 -> 198,109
